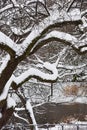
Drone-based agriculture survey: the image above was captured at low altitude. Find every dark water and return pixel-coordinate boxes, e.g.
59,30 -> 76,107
34,102 -> 87,124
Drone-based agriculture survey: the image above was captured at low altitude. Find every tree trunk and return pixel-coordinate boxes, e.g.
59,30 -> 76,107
0,58 -> 18,129
0,58 -> 18,94
0,100 -> 14,129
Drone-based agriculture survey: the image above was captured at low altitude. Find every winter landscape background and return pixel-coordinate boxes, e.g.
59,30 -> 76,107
0,0 -> 87,130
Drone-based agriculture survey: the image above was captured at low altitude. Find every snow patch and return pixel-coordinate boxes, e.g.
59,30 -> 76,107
7,96 -> 16,109
0,54 -> 10,74
0,113 -> 2,118
81,47 -> 87,52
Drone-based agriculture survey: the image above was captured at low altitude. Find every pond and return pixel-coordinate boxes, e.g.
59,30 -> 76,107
34,102 -> 87,124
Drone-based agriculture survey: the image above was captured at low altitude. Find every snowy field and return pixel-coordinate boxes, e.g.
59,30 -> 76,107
2,123 -> 87,130
38,123 -> 87,130
40,125 -> 87,130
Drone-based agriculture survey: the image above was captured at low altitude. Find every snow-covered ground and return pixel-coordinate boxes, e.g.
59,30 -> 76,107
39,122 -> 87,130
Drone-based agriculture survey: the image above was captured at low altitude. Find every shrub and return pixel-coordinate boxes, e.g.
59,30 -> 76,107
64,85 -> 79,96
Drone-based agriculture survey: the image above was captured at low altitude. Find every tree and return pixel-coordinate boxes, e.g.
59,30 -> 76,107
0,0 -> 87,129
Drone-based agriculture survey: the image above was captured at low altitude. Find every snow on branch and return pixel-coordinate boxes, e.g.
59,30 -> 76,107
10,26 -> 31,36
77,75 -> 87,80
58,64 -> 86,70
10,0 -> 18,6
0,60 -> 86,101
42,31 -> 78,48
0,4 -> 13,13
0,8 -> 82,56
0,32 -> 18,53
15,9 -> 81,56
0,61 -> 58,101
26,0 -> 45,5
0,4 -> 19,14
81,9 -> 87,17
81,47 -> 87,52
31,30 -> 79,53
7,96 -> 16,109
34,54 -> 43,64
55,46 -> 68,67
32,30 -> 87,54
13,112 -> 29,123
0,75 -> 14,101
26,99 -> 38,130
13,62 -> 58,85
15,107 -> 25,111
0,54 -> 10,74
59,69 -> 83,79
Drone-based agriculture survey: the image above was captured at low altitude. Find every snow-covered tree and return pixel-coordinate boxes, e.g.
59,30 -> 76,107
0,0 -> 87,129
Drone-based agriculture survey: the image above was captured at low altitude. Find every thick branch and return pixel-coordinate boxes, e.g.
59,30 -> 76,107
31,30 -> 87,54
15,9 -> 81,57
0,58 -> 18,95
0,107 -> 14,129
0,9 -> 81,58
12,62 -> 58,88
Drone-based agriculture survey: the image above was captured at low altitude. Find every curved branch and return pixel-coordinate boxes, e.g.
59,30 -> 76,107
0,60 -> 86,101
16,9 -> 81,56
0,4 -> 19,14
0,61 -> 58,101
31,30 -> 87,54
13,62 -> 58,87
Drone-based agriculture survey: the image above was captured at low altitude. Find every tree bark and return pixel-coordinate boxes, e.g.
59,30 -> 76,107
0,58 -> 18,129
0,58 -> 18,94
0,101 -> 14,129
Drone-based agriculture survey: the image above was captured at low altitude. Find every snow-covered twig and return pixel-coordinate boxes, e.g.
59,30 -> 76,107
10,0 -> 18,6
26,99 -> 38,130
58,64 -> 86,70
54,46 -> 68,67
77,75 -> 87,80
58,69 -> 83,79
34,54 -> 43,64
0,4 -> 19,14
13,112 -> 29,123
15,107 -> 25,111
81,9 -> 87,17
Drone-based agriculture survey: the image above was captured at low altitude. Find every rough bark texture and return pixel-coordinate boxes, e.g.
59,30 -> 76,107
0,104 -> 14,129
